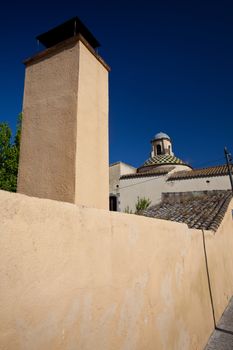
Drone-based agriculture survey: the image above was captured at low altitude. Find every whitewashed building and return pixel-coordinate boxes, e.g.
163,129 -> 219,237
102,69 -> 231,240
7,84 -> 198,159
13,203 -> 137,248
109,161 -> 136,211
109,132 -> 232,212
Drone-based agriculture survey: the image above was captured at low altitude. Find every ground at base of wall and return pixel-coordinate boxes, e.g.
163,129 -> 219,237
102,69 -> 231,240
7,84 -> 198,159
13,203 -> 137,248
205,296 -> 233,349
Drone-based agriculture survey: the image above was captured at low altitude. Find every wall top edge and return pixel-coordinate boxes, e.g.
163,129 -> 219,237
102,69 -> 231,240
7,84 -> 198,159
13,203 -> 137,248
23,34 -> 111,72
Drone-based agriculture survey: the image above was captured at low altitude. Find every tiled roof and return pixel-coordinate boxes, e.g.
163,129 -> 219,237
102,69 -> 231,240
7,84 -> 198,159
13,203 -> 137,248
168,164 -> 233,181
142,154 -> 191,167
142,191 -> 232,231
120,167 -> 173,180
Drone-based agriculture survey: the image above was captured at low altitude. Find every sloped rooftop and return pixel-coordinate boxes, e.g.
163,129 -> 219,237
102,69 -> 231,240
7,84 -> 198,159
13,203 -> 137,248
142,191 -> 232,231
168,164 -> 233,181
120,167 -> 174,180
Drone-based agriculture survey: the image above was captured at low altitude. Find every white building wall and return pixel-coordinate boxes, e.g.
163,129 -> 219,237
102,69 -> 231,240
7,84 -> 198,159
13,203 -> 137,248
109,162 -> 136,195
109,163 -> 120,194
164,165 -> 192,173
119,175 -> 168,212
166,175 -> 231,193
119,174 -> 231,212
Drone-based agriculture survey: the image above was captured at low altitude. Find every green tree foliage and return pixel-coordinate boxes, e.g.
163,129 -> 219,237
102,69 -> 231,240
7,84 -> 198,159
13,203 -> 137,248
0,113 -> 22,192
135,196 -> 151,214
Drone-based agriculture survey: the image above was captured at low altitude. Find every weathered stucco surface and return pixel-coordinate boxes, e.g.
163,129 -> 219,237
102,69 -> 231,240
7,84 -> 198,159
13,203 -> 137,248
204,205 -> 233,321
75,41 -> 109,209
17,40 -> 79,203
1,190 -> 232,349
17,38 -> 109,209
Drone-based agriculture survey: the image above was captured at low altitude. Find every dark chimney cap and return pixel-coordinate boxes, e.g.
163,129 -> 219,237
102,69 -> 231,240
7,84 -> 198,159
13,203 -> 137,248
36,17 -> 100,49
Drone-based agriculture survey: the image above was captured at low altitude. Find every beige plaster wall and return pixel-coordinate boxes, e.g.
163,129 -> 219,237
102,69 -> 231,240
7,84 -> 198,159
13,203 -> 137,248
75,41 -> 109,209
204,202 -> 233,321
2,190 -> 232,349
17,40 -> 80,203
18,38 -> 109,209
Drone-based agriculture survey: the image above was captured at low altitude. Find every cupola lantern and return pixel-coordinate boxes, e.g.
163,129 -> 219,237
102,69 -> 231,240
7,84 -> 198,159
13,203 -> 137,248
150,132 -> 173,157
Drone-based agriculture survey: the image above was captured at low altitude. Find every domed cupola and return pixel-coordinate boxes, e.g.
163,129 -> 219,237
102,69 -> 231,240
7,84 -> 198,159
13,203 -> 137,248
137,131 -> 192,173
151,131 -> 173,157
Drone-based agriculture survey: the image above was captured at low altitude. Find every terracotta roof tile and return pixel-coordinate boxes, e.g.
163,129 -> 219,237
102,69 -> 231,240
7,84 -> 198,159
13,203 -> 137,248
168,164 -> 233,181
141,190 -> 232,232
120,167 -> 172,180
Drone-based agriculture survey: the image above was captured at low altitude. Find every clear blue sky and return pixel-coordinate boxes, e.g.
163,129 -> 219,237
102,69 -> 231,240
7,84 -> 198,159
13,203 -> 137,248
0,0 -> 232,168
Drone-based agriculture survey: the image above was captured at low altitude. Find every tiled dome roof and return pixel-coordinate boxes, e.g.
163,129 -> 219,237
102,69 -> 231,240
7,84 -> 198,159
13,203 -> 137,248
143,154 -> 189,167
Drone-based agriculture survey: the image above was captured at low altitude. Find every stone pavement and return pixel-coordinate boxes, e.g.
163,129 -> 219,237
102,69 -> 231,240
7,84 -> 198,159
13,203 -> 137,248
205,297 -> 233,349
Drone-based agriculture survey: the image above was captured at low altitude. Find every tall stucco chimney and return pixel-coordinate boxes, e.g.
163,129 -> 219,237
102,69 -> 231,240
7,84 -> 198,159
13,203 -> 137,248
17,17 -> 110,209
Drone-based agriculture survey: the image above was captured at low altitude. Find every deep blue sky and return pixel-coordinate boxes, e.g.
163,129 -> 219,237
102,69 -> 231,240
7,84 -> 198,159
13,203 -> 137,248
0,0 -> 232,168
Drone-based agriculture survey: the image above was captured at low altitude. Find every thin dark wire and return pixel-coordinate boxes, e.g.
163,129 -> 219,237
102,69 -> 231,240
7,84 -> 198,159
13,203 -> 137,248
119,174 -> 168,190
202,229 -> 216,328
